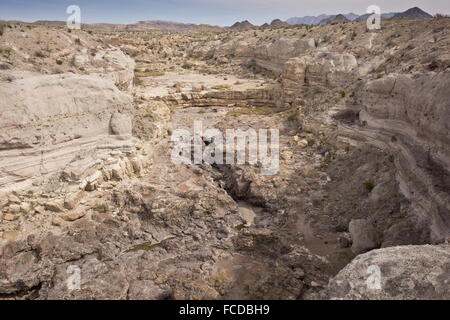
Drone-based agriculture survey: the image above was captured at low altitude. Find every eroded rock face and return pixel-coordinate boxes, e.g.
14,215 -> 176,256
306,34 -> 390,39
162,86 -> 279,109
1,18 -> 449,300
0,72 -> 138,195
188,37 -> 316,74
281,51 -> 358,106
0,26 -> 135,92
90,47 -> 136,91
347,71 -> 450,241
349,219 -> 380,254
322,245 -> 450,300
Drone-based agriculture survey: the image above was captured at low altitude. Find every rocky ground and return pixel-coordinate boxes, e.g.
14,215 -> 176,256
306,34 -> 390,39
0,17 -> 449,300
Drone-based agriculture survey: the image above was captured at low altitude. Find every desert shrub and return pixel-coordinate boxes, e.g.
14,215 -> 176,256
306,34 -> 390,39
0,47 -> 12,57
135,70 -> 165,77
35,51 -> 46,58
363,180 -> 375,192
55,59 -> 63,65
211,84 -> 231,90
74,38 -> 81,44
338,90 -> 346,98
92,203 -> 108,213
182,62 -> 194,69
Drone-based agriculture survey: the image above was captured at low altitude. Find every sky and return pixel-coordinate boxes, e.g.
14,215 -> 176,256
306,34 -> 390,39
0,0 -> 449,26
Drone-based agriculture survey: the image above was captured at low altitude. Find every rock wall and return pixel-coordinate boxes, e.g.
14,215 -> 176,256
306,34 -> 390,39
281,51 -> 358,106
0,71 -> 143,197
342,71 -> 450,241
76,46 -> 136,91
189,38 -> 316,74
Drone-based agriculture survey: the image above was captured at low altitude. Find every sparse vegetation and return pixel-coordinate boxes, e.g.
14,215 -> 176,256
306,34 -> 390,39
135,70 -> 165,77
35,51 -> 46,58
363,180 -> 376,192
0,47 -> 12,57
211,84 -> 231,90
91,203 -> 108,213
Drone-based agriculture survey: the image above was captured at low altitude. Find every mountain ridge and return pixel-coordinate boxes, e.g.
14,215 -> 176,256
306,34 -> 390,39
286,6 -> 433,25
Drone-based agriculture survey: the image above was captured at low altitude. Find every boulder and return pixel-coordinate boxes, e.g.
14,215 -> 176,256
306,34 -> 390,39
110,112 -> 133,136
355,71 -> 450,241
323,245 -> 450,300
349,219 -> 380,254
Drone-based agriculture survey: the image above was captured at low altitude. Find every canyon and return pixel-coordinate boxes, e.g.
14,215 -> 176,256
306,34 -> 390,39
0,16 -> 449,300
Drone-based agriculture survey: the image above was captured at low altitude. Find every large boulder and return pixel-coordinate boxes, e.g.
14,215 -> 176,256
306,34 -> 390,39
349,219 -> 380,254
322,244 -> 450,300
110,112 -> 133,137
282,51 -> 358,88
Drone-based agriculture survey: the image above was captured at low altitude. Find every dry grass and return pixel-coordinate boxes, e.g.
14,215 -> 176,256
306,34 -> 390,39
135,70 -> 165,77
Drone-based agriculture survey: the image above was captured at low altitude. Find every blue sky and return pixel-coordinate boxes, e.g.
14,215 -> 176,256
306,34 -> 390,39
0,0 -> 449,26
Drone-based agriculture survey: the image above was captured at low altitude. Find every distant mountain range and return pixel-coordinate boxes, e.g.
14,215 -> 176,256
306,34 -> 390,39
286,7 -> 432,26
137,20 -> 197,30
229,20 -> 255,30
318,14 -> 351,25
26,19 -> 220,31
7,6 -> 436,32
